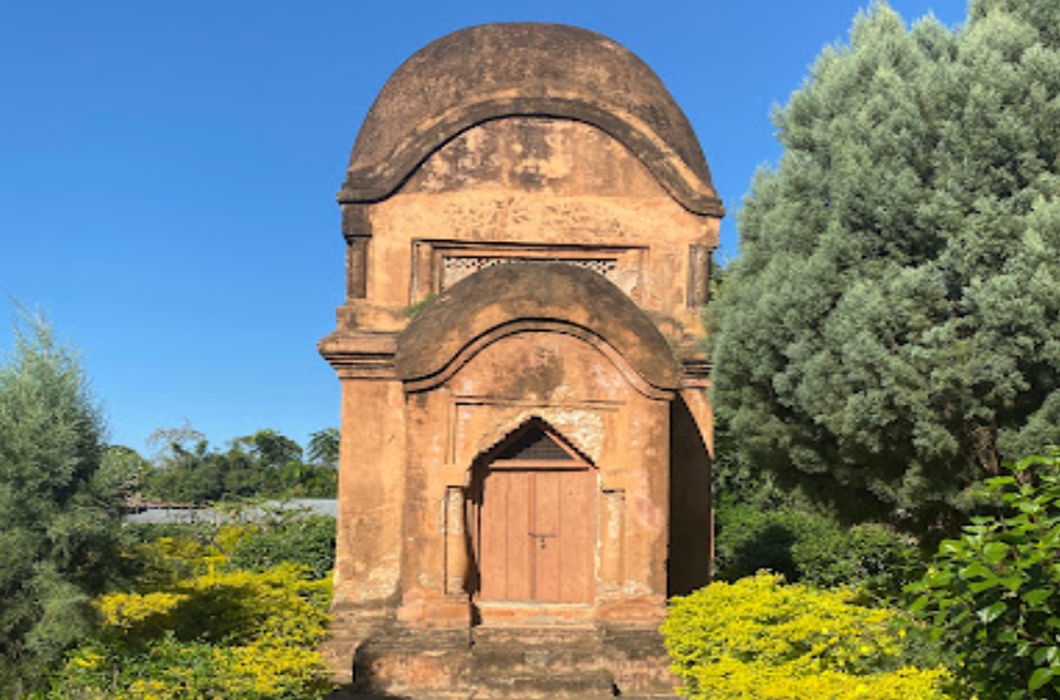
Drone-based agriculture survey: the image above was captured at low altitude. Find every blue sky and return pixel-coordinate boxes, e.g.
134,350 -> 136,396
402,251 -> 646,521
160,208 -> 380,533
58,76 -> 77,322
0,0 -> 966,453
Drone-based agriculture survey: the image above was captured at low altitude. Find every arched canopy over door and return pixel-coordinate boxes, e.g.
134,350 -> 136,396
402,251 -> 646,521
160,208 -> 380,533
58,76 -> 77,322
470,420 -> 596,604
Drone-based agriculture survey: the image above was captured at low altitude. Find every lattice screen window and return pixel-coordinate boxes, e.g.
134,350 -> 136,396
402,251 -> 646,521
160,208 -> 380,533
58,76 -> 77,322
496,426 -> 575,462
441,256 -> 618,289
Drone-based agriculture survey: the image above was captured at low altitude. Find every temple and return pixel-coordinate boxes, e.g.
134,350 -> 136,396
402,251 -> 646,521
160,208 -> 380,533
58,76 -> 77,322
319,22 -> 723,699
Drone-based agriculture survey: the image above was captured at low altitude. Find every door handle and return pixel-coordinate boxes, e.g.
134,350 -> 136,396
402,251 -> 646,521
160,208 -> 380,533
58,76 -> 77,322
528,531 -> 556,549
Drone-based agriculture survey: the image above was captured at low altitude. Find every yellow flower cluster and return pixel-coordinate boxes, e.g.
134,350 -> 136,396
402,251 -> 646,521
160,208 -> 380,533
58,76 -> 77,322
212,643 -> 331,697
46,534 -> 334,700
97,591 -> 188,630
662,573 -> 956,700
687,659 -> 951,699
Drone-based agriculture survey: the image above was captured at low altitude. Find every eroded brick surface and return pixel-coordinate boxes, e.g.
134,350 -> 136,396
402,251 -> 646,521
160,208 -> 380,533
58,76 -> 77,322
319,22 -> 721,700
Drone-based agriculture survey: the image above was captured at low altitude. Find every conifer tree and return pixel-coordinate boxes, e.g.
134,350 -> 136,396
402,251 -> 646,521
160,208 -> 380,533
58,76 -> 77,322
0,311 -> 124,696
711,1 -> 1060,530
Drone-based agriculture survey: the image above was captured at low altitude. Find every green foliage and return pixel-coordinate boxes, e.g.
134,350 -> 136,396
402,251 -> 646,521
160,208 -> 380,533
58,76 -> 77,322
710,0 -> 1060,530
120,507 -> 337,585
307,427 -> 339,470
54,634 -> 328,700
716,503 -> 921,596
793,521 -> 922,594
143,426 -> 337,502
101,445 -> 150,502
0,310 -> 127,696
227,512 -> 336,580
711,414 -> 801,512
662,573 -> 956,699
39,526 -> 334,699
402,293 -> 437,319
118,526 -> 218,590
907,450 -> 1060,699
233,429 -> 303,471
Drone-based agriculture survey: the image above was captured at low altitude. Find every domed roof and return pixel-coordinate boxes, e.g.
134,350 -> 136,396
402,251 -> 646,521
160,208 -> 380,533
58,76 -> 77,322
395,262 -> 681,392
340,23 -> 723,216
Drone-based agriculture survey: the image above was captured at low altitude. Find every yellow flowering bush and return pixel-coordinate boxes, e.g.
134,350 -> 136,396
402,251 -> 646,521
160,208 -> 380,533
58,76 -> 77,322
93,563 -> 330,645
42,531 -> 334,700
662,573 -> 957,700
119,531 -> 214,590
56,635 -> 332,700
96,591 -> 188,640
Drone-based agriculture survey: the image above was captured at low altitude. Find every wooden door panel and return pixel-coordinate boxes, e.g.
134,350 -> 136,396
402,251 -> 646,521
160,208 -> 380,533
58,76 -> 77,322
505,472 -> 532,600
480,471 -> 531,601
477,463 -> 595,604
532,471 -> 562,601
558,470 -> 594,603
477,473 -> 505,601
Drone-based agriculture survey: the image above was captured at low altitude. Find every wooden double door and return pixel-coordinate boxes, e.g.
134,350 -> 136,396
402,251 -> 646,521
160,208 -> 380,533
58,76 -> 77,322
473,427 -> 596,604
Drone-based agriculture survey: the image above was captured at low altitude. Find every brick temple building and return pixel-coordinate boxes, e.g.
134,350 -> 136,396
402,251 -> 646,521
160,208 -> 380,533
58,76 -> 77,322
319,22 -> 723,699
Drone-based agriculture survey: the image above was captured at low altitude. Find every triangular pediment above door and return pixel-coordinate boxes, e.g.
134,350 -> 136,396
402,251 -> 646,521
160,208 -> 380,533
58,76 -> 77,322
487,419 -> 591,468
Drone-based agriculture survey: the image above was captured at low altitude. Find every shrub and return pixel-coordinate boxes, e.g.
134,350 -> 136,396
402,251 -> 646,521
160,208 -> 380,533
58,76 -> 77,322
227,513 -> 336,579
662,573 -> 955,700
100,563 -> 329,641
715,503 -> 921,596
39,520 -> 335,700
907,450 -> 1060,699
56,634 -> 330,700
794,521 -> 922,593
120,506 -> 337,582
119,529 -> 217,590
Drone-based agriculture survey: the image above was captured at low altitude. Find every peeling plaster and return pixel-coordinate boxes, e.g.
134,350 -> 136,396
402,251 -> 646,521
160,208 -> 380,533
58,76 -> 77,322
354,554 -> 401,602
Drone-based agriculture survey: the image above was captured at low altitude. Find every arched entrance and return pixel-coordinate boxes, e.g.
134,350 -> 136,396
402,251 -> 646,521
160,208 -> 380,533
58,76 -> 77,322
469,421 -> 596,604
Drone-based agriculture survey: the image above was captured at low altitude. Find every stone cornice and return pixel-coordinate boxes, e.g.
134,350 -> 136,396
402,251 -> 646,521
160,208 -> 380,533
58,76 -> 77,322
318,331 -> 398,380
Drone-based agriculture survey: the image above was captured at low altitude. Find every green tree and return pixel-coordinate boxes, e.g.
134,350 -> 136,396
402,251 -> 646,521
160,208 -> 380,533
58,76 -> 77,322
295,427 -> 339,497
234,429 -> 303,472
100,445 -> 150,501
228,511 -> 337,579
307,427 -> 339,470
0,310 -> 126,696
143,422 -> 216,502
711,1 -> 1060,531
143,426 -> 337,502
233,429 -> 304,496
144,427 -> 221,504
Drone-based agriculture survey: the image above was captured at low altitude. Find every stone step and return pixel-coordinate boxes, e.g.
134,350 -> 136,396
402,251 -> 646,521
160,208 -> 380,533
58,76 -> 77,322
471,625 -> 602,646
469,669 -> 616,700
468,627 -> 614,700
326,623 -> 680,700
321,610 -> 396,686
471,633 -> 604,669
